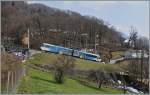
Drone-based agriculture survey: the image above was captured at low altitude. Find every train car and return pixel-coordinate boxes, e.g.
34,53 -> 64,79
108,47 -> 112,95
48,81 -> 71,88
40,43 -> 101,62
40,43 -> 73,55
73,50 -> 83,58
83,52 -> 101,62
40,43 -> 59,53
72,50 -> 101,61
59,47 -> 73,56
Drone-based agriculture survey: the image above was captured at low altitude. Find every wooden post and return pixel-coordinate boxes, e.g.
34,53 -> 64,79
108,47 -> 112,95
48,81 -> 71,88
14,71 -> 16,87
7,71 -> 11,94
11,71 -> 13,91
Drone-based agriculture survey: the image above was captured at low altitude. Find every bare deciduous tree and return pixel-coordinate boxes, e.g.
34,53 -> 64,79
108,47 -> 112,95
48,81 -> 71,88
128,26 -> 138,48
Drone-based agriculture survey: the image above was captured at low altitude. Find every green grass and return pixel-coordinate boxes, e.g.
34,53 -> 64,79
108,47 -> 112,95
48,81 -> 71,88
26,52 -> 57,65
25,52 -> 124,72
17,52 -> 127,93
75,59 -> 124,72
111,51 -> 124,59
17,68 -> 124,94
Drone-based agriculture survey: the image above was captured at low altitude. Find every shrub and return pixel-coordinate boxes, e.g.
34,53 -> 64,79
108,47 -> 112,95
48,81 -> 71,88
52,55 -> 75,84
87,69 -> 111,88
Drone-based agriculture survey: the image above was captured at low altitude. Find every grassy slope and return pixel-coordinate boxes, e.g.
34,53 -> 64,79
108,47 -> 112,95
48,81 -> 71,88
17,68 -> 124,94
111,51 -> 124,59
26,52 -> 124,72
26,52 -> 57,65
17,52 -> 126,94
75,59 -> 124,72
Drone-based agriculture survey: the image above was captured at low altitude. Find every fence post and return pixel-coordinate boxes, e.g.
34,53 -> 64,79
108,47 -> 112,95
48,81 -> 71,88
7,71 -> 11,94
11,71 -> 14,91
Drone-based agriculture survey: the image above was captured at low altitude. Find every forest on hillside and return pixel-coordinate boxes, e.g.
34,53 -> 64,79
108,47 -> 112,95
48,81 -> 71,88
2,1 -> 125,50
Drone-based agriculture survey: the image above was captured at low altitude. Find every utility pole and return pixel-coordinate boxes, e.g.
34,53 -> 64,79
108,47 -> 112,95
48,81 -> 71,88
95,35 -> 96,54
86,37 -> 87,50
27,28 -> 30,58
28,28 -> 30,49
95,34 -> 99,54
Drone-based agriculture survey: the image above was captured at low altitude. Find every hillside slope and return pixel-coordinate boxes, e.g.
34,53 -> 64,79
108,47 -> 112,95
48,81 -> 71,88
2,1 -> 125,50
17,68 -> 124,94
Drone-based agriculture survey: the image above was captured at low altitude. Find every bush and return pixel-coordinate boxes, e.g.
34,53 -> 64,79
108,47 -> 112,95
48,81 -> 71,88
52,55 -> 75,84
54,68 -> 64,83
87,69 -> 111,88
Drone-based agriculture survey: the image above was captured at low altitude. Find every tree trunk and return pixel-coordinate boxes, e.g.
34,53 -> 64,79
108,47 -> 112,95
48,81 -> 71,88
98,80 -> 102,88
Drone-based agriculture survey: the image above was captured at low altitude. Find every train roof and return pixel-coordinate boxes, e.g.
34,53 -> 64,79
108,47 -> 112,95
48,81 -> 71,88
42,43 -> 73,50
42,43 -> 100,56
43,43 -> 56,46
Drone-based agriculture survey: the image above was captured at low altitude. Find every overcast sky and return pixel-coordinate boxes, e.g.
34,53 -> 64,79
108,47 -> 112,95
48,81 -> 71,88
28,1 -> 149,38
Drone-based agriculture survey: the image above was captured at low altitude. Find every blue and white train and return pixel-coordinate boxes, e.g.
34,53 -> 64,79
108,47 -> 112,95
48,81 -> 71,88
40,43 -> 101,62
